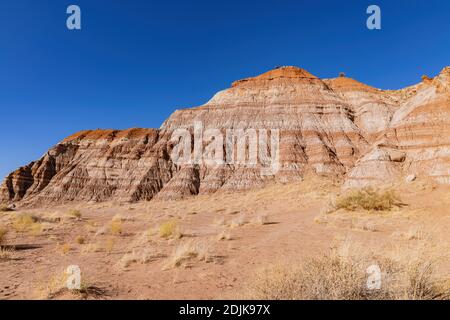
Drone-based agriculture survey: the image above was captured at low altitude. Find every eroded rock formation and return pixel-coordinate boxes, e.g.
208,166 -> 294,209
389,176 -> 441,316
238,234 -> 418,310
1,66 -> 449,205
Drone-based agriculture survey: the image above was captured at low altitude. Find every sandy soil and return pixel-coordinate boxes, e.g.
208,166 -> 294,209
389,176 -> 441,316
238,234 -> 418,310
1,176 -> 449,300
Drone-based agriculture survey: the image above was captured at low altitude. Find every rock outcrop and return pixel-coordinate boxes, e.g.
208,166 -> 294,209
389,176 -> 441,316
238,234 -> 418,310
1,66 -> 449,206
345,67 -> 450,187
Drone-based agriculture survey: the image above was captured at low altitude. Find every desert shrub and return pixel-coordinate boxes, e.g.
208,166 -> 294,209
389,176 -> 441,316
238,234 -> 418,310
0,225 -> 7,245
335,187 -> 401,211
36,269 -> 104,299
60,243 -> 71,255
75,236 -> 86,245
0,247 -> 14,261
252,213 -> 269,225
166,240 -> 211,268
230,215 -> 247,228
119,251 -> 138,269
159,220 -> 178,239
68,209 -> 82,219
13,213 -> 42,234
109,220 -> 122,235
244,249 -> 450,300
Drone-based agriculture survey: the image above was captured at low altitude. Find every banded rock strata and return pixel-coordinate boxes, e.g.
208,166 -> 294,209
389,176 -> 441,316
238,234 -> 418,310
1,66 -> 449,206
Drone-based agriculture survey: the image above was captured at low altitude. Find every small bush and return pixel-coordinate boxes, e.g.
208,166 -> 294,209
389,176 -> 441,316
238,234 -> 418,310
230,215 -> 246,228
60,243 -> 71,255
110,220 -> 122,235
119,251 -> 138,269
76,236 -> 86,245
13,213 -> 42,234
252,213 -> 269,225
35,270 -> 104,299
166,240 -> 211,268
159,220 -> 177,239
68,209 -> 82,219
244,249 -> 450,300
0,225 -> 8,245
335,188 -> 401,212
0,247 -> 14,261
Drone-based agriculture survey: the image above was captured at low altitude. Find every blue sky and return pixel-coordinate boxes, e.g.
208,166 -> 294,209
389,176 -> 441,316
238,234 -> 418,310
0,0 -> 449,179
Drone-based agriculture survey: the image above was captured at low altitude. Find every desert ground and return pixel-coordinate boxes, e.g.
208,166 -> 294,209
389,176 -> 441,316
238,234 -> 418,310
1,176 -> 450,300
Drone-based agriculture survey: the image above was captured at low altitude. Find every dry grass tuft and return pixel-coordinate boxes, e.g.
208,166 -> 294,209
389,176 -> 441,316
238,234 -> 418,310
213,217 -> 226,226
68,209 -> 82,219
60,243 -> 71,255
166,240 -> 211,268
119,251 -> 138,269
109,219 -> 123,235
335,187 -> 402,212
35,269 -> 105,300
229,215 -> 247,228
159,220 -> 178,239
119,249 -> 165,269
244,243 -> 450,300
0,224 -> 8,245
397,226 -> 426,241
75,235 -> 86,245
252,213 -> 269,225
0,247 -> 14,261
13,213 -> 42,234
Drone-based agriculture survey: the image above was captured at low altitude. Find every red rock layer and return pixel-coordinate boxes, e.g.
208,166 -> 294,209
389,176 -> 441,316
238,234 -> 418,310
1,66 -> 449,205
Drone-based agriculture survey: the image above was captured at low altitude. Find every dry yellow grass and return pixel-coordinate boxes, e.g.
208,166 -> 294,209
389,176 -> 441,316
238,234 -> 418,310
335,187 -> 402,212
60,243 -> 71,255
35,269 -> 101,300
0,224 -> 8,244
109,220 -> 122,235
75,235 -> 86,245
159,220 -> 178,239
68,209 -> 82,219
252,213 -> 269,225
119,251 -> 138,269
13,213 -> 42,234
0,247 -> 14,261
244,244 -> 450,300
229,215 -> 246,228
166,240 -> 211,268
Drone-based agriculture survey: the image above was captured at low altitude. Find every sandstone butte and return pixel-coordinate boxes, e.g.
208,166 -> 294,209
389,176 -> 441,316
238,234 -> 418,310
1,66 -> 449,206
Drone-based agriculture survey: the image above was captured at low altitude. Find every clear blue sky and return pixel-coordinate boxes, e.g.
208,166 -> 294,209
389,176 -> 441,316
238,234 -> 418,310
1,0 -> 449,179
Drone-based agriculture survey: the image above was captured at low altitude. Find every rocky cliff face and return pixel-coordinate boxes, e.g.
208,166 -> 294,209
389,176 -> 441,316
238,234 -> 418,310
1,66 -> 449,206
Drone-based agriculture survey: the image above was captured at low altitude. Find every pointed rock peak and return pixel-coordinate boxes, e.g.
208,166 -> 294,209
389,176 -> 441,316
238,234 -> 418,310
325,76 -> 379,93
253,66 -> 318,80
232,66 -> 318,87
